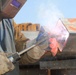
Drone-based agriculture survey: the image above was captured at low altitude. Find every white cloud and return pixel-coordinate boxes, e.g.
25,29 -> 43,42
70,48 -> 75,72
37,2 -> 64,29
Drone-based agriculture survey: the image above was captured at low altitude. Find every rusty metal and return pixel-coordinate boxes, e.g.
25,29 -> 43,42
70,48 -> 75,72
40,33 -> 76,60
48,69 -> 51,75
56,33 -> 76,58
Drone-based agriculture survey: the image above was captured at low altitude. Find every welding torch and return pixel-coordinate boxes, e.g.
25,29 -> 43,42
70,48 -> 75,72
8,36 -> 48,63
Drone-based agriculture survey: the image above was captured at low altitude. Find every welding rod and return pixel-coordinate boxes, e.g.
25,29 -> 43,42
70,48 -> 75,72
19,36 -> 48,55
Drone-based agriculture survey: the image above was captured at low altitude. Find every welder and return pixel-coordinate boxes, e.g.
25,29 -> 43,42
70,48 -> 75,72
0,0 -> 59,75
0,0 -> 27,75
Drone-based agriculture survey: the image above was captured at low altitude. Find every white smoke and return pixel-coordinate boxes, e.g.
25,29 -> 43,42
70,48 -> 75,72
37,2 -> 64,29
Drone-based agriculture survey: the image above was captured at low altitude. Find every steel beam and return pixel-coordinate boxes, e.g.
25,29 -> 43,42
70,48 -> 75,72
40,59 -> 76,69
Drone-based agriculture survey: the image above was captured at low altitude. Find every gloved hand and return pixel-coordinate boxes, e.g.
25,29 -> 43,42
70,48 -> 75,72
19,39 -> 47,65
0,52 -> 14,75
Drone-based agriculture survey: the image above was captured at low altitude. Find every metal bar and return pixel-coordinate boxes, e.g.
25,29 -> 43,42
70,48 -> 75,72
48,69 -> 51,75
40,59 -> 76,70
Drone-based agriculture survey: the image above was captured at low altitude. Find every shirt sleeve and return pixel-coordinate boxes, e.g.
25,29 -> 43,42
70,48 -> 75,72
0,19 -> 16,53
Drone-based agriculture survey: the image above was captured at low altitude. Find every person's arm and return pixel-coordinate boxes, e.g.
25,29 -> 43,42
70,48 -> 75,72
13,21 -> 46,65
13,20 -> 26,41
13,20 -> 28,52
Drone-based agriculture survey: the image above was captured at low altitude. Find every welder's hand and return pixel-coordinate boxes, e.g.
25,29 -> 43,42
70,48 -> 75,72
0,52 -> 14,75
27,38 -> 50,60
27,46 -> 46,60
19,39 -> 47,65
19,46 -> 46,65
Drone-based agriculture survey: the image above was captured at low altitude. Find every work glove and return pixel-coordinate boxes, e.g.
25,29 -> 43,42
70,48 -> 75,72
0,52 -> 14,75
19,29 -> 59,65
19,37 -> 59,65
17,26 -> 59,65
19,38 -> 47,65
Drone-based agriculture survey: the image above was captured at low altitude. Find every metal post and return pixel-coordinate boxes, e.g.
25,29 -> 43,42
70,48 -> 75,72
48,69 -> 51,75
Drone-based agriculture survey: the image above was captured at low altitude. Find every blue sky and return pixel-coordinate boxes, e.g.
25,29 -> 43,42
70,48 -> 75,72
14,0 -> 76,26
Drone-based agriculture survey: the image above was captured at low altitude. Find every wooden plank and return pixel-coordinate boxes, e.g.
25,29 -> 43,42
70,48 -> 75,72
31,24 -> 36,31
28,26 -> 31,31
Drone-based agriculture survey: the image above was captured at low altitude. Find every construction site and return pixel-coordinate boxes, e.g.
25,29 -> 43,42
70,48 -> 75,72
0,0 -> 76,75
